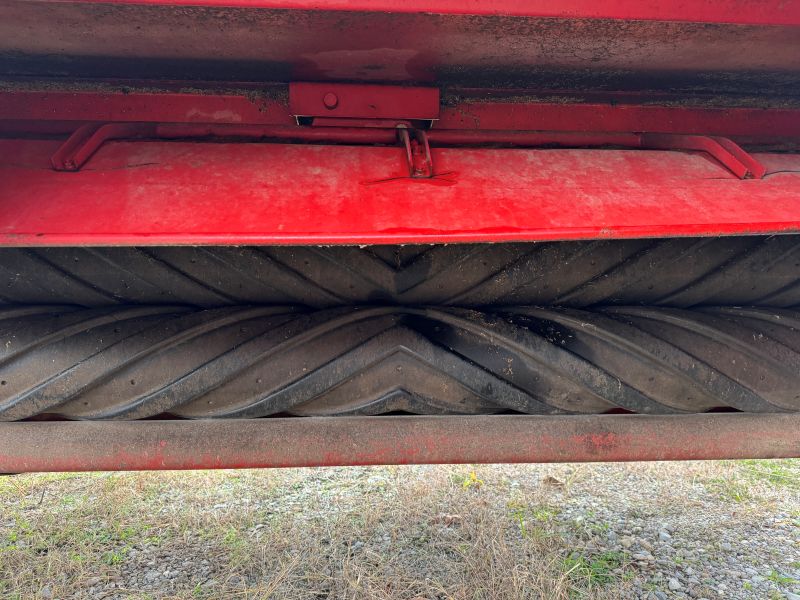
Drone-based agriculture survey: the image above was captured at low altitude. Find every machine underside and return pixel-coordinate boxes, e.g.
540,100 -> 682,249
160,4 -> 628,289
1,0 -> 799,470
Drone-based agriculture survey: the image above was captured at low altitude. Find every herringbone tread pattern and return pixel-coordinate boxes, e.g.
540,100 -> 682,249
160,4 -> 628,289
1,305 -> 798,420
3,236 -> 800,308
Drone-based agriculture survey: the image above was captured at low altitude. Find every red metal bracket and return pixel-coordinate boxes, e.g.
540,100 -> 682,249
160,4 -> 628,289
398,126 -> 433,178
49,121 -> 767,181
289,82 -> 439,126
50,122 -> 156,171
640,134 -> 767,179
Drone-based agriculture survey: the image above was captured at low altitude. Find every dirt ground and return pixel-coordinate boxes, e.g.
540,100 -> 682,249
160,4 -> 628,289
0,460 -> 798,600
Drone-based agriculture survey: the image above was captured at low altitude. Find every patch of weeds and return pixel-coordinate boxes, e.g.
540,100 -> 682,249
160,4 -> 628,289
451,470 -> 484,490
766,570 -> 797,586
705,477 -> 753,503
508,501 -> 528,538
531,506 -> 560,523
102,548 -> 128,566
507,502 -> 560,540
737,459 -> 800,491
2,517 -> 33,551
222,527 -> 244,550
143,533 -> 165,547
563,551 -> 628,588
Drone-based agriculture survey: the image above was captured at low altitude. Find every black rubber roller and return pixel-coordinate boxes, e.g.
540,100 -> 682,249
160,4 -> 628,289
0,305 -> 798,420
2,235 -> 800,308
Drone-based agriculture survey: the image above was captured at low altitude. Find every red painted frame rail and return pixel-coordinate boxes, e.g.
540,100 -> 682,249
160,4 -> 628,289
4,89 -> 800,140
1,414 -> 798,473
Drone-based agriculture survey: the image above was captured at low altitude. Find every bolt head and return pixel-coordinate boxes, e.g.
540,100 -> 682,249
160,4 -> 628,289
322,92 -> 339,110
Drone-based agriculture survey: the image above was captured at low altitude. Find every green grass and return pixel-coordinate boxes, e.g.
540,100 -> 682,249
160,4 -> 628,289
766,569 -> 798,586
703,459 -> 800,503
738,459 -> 800,491
563,551 -> 629,587
705,477 -> 753,503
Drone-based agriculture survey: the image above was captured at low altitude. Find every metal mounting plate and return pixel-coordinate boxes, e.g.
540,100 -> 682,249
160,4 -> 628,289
289,83 -> 439,121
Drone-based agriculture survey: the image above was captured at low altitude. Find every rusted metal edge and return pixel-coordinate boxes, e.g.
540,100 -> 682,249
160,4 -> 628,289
1,414 -> 798,473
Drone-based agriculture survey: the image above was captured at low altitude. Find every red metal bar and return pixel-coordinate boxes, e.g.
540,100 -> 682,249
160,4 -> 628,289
0,414 -> 797,473
19,0 -> 800,26
437,102 -> 800,141
44,123 -> 766,179
4,90 -> 800,142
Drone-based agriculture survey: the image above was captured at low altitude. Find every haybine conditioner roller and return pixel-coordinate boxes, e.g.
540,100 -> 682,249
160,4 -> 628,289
1,0 -> 800,472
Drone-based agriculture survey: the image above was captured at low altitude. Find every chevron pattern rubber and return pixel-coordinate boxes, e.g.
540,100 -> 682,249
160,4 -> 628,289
2,235 -> 800,309
1,305 -> 798,421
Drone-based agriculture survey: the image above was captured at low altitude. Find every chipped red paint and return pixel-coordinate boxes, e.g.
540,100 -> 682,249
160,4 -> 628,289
0,415 -> 798,473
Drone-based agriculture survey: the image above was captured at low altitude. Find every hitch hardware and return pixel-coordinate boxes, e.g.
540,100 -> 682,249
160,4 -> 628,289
289,82 -> 440,126
398,126 -> 434,178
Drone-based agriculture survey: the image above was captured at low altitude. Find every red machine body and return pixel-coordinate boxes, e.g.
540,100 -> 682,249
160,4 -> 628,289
0,0 -> 799,471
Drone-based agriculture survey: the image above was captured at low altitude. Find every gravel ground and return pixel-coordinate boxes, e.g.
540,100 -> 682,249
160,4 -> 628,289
0,460 -> 798,599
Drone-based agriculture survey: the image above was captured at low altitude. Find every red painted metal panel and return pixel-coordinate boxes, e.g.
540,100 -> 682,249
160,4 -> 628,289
1,138 -> 799,246
1,415 -> 798,473
19,0 -> 800,26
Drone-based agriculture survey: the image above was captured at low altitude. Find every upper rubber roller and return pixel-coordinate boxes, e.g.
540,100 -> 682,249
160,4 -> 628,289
2,235 -> 800,308
0,305 -> 798,420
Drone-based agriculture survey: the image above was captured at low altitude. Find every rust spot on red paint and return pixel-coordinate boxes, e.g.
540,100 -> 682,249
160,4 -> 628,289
361,171 -> 458,186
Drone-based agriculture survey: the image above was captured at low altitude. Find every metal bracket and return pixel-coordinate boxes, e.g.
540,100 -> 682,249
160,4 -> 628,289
51,122 -> 154,171
50,121 -> 766,181
398,126 -> 434,178
640,133 -> 767,179
289,82 -> 440,127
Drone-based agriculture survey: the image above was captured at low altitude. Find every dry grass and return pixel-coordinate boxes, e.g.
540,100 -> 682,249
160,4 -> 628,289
0,460 -> 798,599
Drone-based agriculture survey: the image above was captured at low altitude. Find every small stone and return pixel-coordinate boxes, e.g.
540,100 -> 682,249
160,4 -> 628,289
720,542 -> 732,552
654,592 -> 668,600
40,587 -> 53,599
621,537 -> 634,549
659,530 -> 673,542
668,578 -> 683,591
